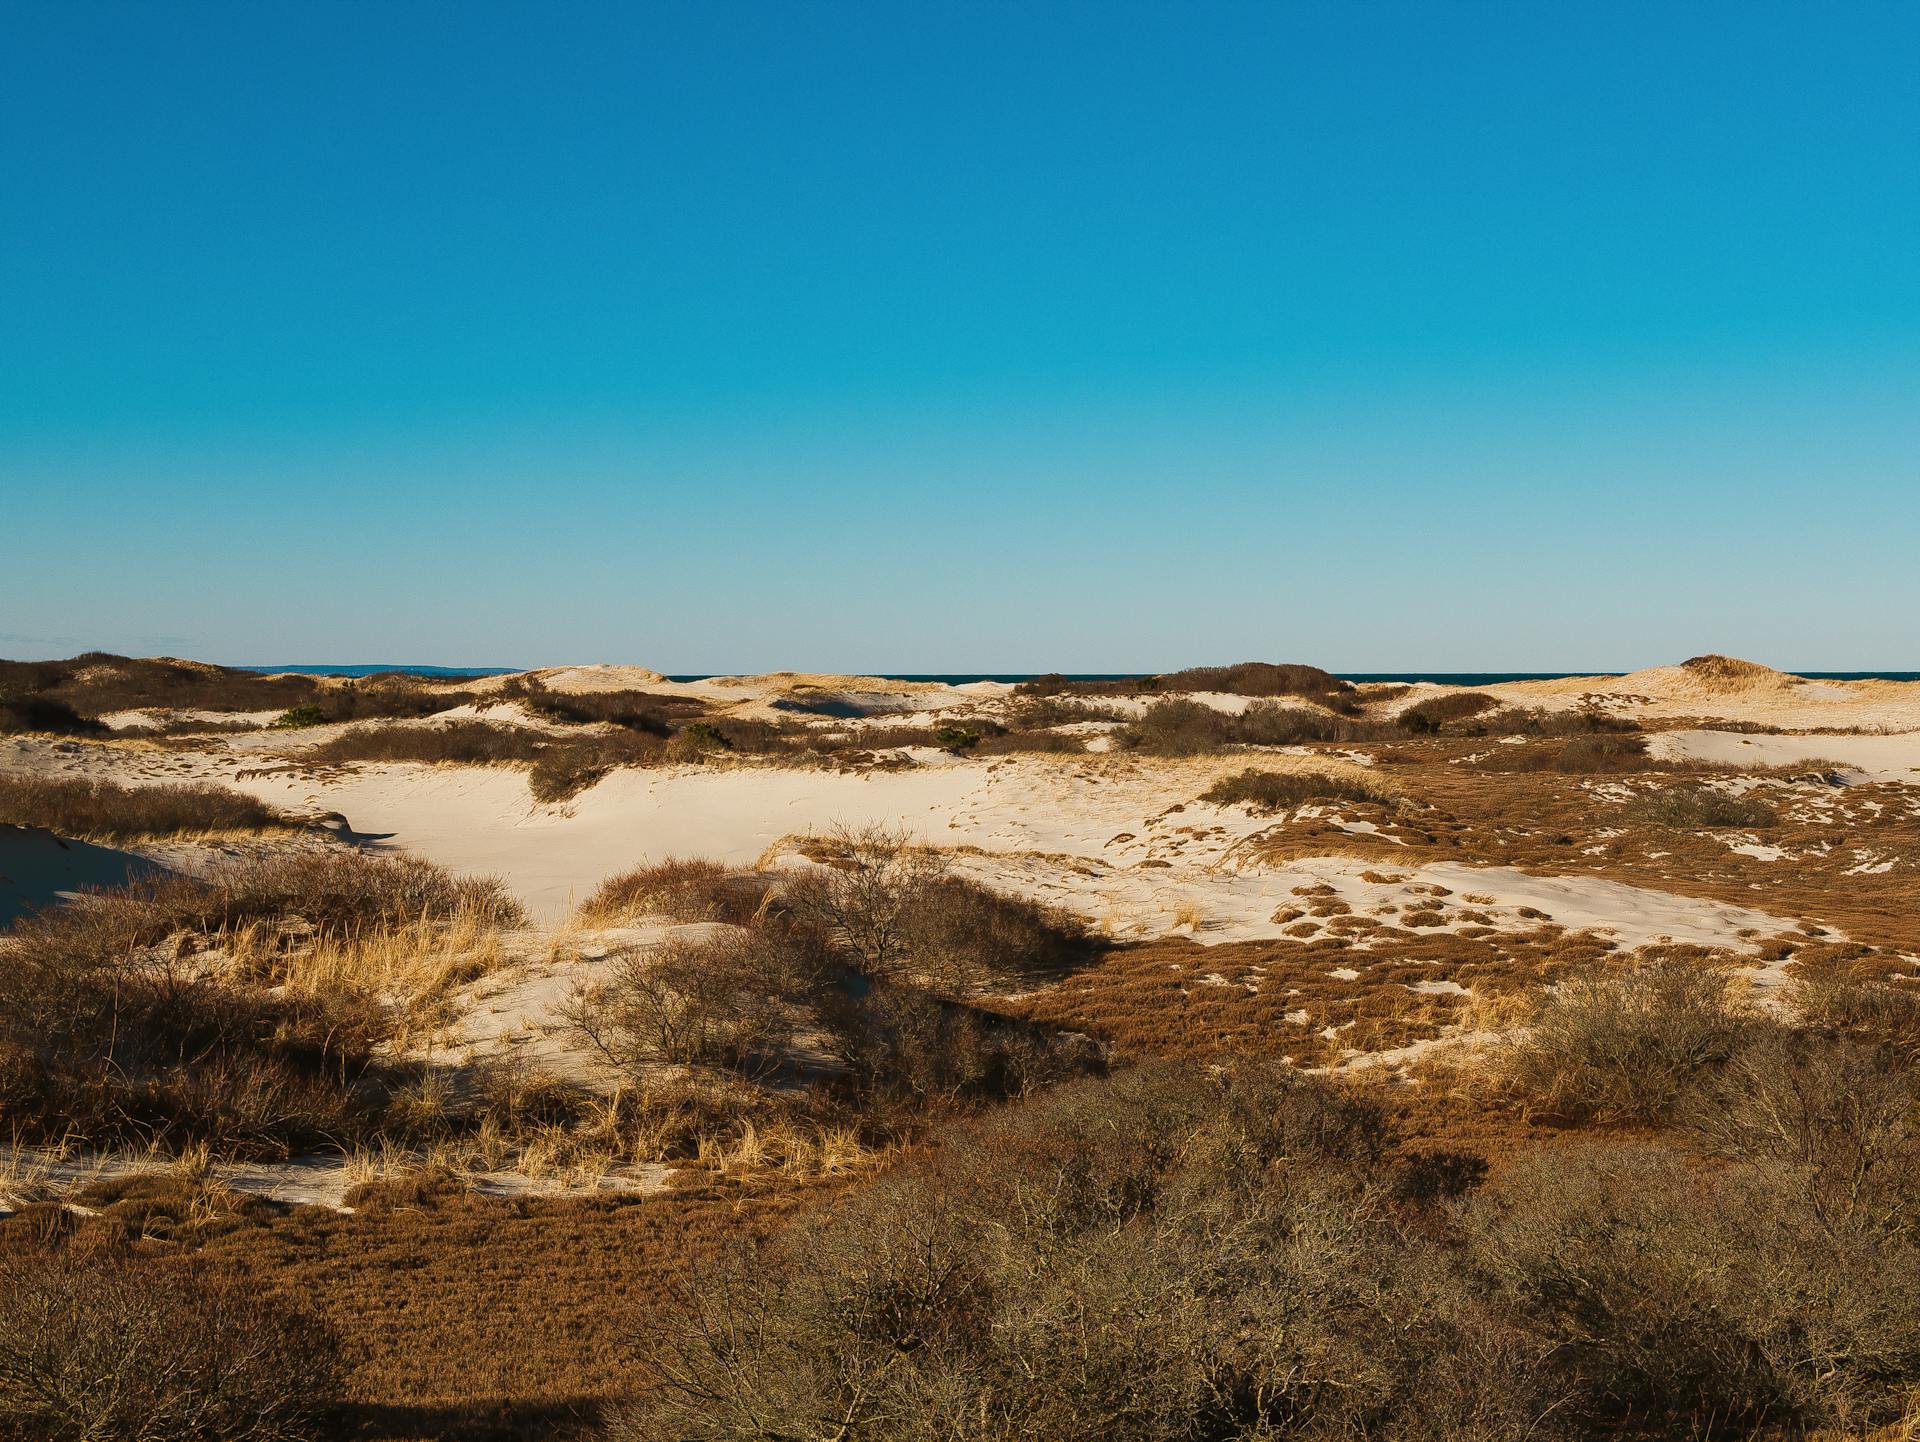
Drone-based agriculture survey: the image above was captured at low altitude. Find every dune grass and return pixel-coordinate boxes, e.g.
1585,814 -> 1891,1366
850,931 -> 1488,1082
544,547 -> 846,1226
0,773 -> 295,841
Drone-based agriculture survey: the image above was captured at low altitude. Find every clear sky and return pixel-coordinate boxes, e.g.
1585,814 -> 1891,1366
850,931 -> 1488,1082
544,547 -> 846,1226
3,2 -> 1916,673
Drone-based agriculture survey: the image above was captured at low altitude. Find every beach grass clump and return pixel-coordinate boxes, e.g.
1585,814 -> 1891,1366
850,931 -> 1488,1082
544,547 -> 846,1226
0,850 -> 522,1153
1623,785 -> 1776,829
0,773 -> 294,841
579,857 -> 775,927
306,719 -> 548,767
1201,766 -> 1397,813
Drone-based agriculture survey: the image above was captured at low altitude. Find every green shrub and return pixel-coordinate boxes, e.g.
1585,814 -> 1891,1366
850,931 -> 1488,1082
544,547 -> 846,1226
934,725 -> 980,753
269,703 -> 327,729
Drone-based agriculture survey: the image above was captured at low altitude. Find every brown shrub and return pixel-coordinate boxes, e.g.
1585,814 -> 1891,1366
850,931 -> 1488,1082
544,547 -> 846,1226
781,826 -> 1086,991
567,930 -> 803,1076
0,773 -> 294,840
1621,783 -> 1776,828
0,1245 -> 339,1441
1396,692 -> 1498,733
1116,698 -> 1238,755
307,719 -> 547,766
1476,731 -> 1654,773
528,731 -> 668,802
580,858 -> 774,927
975,729 -> 1086,755
1201,766 -> 1397,813
1791,973 -> 1920,1063
1502,953 -> 1753,1123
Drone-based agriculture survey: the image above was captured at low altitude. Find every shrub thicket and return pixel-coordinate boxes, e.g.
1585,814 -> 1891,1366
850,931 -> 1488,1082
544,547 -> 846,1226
0,774 -> 293,840
1623,784 -> 1776,828
1201,766 -> 1396,813
0,1246 -> 339,1442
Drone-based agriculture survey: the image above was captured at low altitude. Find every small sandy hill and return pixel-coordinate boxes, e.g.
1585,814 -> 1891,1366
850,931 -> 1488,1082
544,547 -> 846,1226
1676,654 -> 1783,690
468,665 -> 1003,719
1480,656 -> 1920,731
468,664 -> 670,695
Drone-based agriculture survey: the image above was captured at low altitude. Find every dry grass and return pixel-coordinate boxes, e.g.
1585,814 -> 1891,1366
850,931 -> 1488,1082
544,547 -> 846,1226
577,858 -> 774,927
0,772 -> 295,840
1201,764 -> 1399,812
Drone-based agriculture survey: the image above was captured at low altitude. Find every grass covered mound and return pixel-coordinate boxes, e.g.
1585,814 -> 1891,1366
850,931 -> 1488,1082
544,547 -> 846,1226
0,773 -> 295,841
0,850 -> 523,1155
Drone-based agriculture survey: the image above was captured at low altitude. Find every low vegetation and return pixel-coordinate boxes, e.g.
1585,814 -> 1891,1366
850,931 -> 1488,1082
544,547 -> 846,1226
0,773 -> 294,840
567,829 -> 1097,1117
1395,690 -> 1498,732
1501,952 -> 1752,1123
1623,783 -> 1776,828
0,849 -> 522,1154
579,857 -> 775,926
1201,765 -> 1397,812
0,1245 -> 338,1442
608,1033 -> 1920,1442
1017,660 -> 1358,709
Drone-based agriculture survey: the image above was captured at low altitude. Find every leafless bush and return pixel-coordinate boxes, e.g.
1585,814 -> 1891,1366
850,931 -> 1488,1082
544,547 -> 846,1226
1463,1140 -> 1920,1434
1622,784 -> 1775,828
1680,1032 -> 1920,1233
782,826 -> 1085,991
580,858 -> 774,926
0,1246 -> 339,1441
1791,973 -> 1920,1063
1503,953 -> 1753,1123
603,1060 -> 1535,1442
567,930 -> 803,1075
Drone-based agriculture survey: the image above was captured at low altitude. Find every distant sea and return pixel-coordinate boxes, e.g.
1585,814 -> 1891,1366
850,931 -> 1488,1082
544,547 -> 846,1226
246,666 -> 1920,685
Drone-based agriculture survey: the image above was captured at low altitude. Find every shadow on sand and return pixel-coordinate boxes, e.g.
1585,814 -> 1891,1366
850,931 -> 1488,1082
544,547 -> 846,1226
0,824 -> 173,928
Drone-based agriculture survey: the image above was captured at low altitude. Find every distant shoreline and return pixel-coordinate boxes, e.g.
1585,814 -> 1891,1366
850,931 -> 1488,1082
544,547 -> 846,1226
241,665 -> 1920,685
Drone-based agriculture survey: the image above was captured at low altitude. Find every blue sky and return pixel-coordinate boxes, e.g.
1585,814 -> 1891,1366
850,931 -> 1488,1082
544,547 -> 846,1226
3,2 -> 1916,672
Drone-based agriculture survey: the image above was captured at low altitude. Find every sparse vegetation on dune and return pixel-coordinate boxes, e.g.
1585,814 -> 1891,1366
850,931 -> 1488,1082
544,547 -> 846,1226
1201,764 -> 1399,812
566,829 -> 1098,1124
307,719 -> 549,767
580,857 -> 775,926
1016,660 -> 1358,708
1,652 -> 490,734
607,1032 -> 1920,1442
9,653 -> 1920,1439
0,773 -> 295,840
1623,783 -> 1777,828
0,850 -> 522,1154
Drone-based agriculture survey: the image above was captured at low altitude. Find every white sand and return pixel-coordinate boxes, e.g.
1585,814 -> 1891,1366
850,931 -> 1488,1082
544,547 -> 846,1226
1648,728 -> 1920,784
